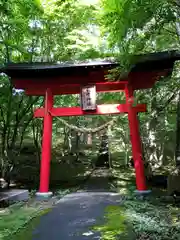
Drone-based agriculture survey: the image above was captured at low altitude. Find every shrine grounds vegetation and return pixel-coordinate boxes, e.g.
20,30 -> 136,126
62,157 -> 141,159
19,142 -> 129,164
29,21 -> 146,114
93,169 -> 180,240
2,168 -> 180,240
1,0 -> 180,239
0,188 -> 75,240
93,198 -> 180,240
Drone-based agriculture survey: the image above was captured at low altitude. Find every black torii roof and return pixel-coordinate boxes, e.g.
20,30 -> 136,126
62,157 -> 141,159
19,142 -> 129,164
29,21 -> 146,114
1,50 -> 180,79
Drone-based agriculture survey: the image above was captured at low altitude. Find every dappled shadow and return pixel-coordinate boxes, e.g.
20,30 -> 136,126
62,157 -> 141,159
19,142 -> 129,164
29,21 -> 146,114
7,142 -> 96,191
11,160 -> 94,191
50,162 -> 94,190
82,176 -> 112,192
81,168 -> 115,192
110,168 -> 137,196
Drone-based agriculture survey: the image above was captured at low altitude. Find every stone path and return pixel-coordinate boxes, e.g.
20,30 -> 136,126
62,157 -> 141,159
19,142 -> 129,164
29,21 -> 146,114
32,169 -> 122,240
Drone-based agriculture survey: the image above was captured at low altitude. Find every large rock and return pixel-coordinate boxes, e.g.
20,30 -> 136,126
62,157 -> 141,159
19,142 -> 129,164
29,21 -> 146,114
0,178 -> 8,189
147,175 -> 167,188
167,174 -> 180,196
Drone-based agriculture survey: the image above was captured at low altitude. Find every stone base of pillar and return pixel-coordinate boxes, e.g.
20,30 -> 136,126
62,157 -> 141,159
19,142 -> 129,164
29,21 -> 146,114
35,192 -> 53,200
134,189 -> 152,195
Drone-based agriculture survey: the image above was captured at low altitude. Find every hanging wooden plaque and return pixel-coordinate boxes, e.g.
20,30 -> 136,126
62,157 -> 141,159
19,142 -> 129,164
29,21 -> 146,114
80,85 -> 97,111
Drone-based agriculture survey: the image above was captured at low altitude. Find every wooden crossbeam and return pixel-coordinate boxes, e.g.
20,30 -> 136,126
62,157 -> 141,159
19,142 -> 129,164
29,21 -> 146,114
34,104 -> 147,118
25,82 -> 128,96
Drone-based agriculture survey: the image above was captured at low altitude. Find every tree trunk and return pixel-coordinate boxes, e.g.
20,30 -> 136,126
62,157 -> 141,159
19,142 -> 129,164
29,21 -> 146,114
175,2 -> 180,168
175,92 -> 180,167
96,133 -> 110,168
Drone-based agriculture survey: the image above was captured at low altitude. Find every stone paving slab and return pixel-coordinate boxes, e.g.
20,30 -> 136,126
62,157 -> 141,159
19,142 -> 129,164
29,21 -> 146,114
0,189 -> 29,203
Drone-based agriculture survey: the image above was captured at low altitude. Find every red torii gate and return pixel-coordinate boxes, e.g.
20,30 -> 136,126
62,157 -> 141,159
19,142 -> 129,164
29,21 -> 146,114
2,50 -> 180,197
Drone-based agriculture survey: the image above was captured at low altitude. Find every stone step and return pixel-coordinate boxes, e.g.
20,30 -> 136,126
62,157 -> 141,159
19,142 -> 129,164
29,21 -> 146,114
0,189 -> 29,206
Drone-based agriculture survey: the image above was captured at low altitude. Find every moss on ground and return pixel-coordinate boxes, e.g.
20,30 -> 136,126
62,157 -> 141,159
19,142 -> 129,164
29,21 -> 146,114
0,202 -> 51,240
92,205 -> 132,240
9,208 -> 51,240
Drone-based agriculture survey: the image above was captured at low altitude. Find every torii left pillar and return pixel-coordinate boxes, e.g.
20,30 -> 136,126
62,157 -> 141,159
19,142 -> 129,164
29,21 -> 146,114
36,88 -> 53,198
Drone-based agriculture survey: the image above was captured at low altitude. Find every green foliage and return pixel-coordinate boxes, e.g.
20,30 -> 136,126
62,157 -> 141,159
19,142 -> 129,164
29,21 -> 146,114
124,199 -> 180,240
99,0 -> 180,71
0,0 -> 43,63
0,0 -> 100,63
100,0 -> 176,49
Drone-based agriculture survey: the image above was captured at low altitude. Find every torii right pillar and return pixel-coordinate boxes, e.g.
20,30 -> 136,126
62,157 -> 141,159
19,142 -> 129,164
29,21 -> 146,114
125,86 -> 151,194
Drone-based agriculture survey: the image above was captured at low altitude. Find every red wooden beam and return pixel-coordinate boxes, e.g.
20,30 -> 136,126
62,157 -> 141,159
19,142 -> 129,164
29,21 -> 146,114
12,70 -> 107,88
34,104 -> 147,118
13,70 -> 170,95
25,82 -> 128,96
